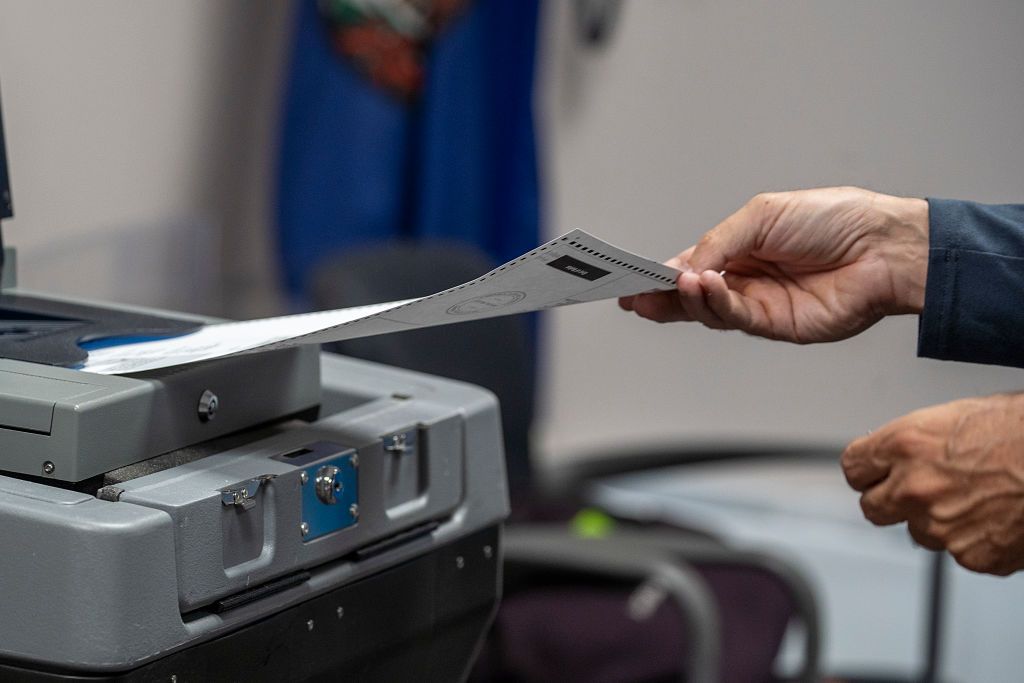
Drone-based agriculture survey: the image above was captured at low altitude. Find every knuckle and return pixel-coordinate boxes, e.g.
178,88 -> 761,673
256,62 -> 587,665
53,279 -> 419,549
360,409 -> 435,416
839,448 -> 857,475
891,481 -> 913,503
908,526 -> 942,551
859,495 -> 887,525
894,477 -> 932,504
924,521 -> 951,544
929,504 -> 960,524
953,548 -> 996,575
988,528 -> 1016,553
841,452 -> 883,493
859,501 -> 878,523
842,464 -> 866,490
700,312 -> 727,330
990,562 -> 1016,577
889,430 -> 921,458
746,193 -> 777,222
840,438 -> 869,473
696,231 -> 717,252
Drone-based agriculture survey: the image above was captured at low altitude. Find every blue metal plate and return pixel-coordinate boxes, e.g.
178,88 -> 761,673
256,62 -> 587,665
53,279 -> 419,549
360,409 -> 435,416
300,450 -> 359,541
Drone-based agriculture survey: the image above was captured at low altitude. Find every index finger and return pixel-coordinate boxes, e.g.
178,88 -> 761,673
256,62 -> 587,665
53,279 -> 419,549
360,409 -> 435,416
841,433 -> 893,492
689,198 -> 766,273
621,245 -> 696,316
666,246 -> 697,272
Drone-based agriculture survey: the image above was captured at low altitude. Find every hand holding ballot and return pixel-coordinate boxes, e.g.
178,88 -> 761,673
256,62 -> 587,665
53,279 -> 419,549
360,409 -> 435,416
620,187 -> 930,343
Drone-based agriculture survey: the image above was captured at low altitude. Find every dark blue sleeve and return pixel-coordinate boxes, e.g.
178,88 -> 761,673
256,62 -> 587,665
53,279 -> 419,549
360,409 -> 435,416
918,198 -> 1024,368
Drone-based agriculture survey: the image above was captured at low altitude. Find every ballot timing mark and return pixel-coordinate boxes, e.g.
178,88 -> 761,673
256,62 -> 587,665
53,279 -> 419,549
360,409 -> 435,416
545,255 -> 611,281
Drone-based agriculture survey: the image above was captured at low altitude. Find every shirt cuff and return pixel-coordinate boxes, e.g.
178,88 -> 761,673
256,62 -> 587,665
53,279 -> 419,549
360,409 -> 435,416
916,198 -> 958,360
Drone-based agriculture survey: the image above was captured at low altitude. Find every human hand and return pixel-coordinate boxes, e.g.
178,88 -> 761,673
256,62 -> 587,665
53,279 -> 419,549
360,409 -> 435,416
620,187 -> 929,343
842,393 -> 1024,575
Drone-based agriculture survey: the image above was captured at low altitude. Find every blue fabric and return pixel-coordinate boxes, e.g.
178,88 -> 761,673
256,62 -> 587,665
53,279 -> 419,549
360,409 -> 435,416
918,198 -> 1024,368
276,0 -> 541,301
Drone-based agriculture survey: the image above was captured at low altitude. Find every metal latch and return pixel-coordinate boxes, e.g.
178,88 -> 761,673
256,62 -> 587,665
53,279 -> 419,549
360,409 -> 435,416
384,433 -> 408,454
220,474 -> 276,511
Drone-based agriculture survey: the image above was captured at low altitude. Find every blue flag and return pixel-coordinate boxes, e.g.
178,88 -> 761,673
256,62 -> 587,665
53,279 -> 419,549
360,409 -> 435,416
276,0 -> 542,302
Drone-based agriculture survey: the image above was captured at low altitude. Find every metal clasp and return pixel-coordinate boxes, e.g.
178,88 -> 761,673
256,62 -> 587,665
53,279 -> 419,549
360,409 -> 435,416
220,474 -> 276,511
384,433 -> 408,455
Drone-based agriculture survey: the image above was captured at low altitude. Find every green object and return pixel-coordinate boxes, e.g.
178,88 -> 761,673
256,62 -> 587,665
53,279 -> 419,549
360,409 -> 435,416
570,508 -> 616,539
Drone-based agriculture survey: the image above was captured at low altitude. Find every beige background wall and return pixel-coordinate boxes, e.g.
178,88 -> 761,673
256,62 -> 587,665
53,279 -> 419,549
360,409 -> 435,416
0,0 -> 289,317
2,0 -> 1023,460
534,0 -> 1024,462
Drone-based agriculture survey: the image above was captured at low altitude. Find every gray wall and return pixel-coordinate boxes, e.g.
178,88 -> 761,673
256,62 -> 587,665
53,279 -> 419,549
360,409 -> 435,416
4,1 -> 1022,459
0,0 -> 289,317
3,0 -> 1023,479
535,0 -> 1024,461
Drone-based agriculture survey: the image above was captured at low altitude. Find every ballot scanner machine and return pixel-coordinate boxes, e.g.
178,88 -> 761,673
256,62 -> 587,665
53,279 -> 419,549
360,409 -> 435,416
0,90 -> 507,681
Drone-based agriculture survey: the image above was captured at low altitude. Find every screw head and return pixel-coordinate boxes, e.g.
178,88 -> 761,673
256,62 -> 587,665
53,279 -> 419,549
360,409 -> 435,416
42,461 -> 55,475
483,545 -> 493,560
349,503 -> 359,520
455,555 -> 465,570
299,471 -> 309,485
300,522 -> 310,537
336,606 -> 344,619
306,619 -> 315,632
197,390 -> 219,423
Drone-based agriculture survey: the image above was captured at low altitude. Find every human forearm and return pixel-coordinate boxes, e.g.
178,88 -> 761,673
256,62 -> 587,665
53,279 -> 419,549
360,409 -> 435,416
623,187 -> 931,343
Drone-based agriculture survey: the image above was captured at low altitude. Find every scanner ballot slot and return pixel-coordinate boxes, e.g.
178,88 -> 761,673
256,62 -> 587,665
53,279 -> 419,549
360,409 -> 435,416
0,307 -> 83,343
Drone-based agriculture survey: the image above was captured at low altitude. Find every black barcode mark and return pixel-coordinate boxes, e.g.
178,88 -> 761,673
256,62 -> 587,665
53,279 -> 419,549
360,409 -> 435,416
568,240 -> 675,284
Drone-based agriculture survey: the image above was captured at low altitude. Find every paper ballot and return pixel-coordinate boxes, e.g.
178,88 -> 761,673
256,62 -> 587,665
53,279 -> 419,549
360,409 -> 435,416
81,230 -> 682,375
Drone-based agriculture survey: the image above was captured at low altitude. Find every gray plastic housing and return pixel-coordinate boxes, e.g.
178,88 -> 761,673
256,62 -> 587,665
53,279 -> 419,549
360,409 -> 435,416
0,349 -> 320,482
0,352 -> 508,671
0,289 -> 321,482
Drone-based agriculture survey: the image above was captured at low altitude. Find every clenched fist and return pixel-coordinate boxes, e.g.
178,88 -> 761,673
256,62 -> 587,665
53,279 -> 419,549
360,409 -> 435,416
842,393 -> 1024,575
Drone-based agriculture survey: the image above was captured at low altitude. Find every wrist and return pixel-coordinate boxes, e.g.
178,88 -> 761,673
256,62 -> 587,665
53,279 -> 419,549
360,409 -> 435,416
876,194 -> 929,315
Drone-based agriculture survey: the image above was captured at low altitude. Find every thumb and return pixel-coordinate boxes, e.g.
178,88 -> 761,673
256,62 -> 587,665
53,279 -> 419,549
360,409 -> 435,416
689,198 -> 765,272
